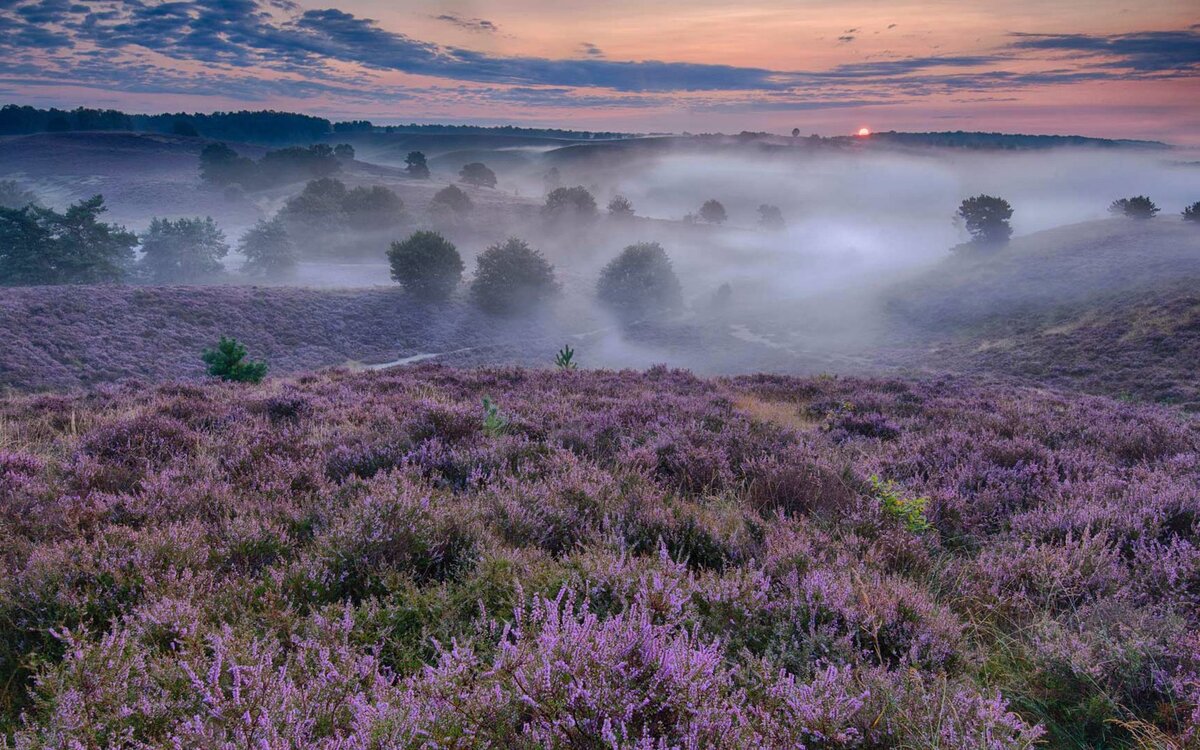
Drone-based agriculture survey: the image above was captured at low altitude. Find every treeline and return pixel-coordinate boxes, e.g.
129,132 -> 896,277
332,121 -> 631,140
200,143 -> 353,190
0,105 -> 332,144
838,130 -> 1168,150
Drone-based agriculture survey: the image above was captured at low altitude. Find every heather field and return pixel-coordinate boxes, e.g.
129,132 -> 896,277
0,366 -> 1197,747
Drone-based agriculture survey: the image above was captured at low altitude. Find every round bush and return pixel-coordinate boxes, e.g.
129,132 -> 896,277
470,237 -> 560,315
596,242 -> 682,322
388,231 -> 464,301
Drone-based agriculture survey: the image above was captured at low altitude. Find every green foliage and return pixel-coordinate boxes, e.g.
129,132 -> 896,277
1184,202 -> 1200,222
870,476 -> 931,533
405,151 -> 430,179
201,337 -> 268,383
699,199 -> 727,225
430,185 -> 473,216
0,179 -> 38,209
387,231 -> 464,300
1109,196 -> 1159,219
0,195 -> 136,285
607,195 -> 634,217
139,216 -> 229,282
957,194 -> 1013,246
459,162 -> 497,188
481,396 -> 509,436
238,217 -> 297,278
542,186 -> 597,219
469,237 -> 560,315
596,241 -> 683,322
554,344 -> 577,370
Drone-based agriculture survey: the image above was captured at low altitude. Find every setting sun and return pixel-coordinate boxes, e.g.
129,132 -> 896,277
857,127 -> 871,136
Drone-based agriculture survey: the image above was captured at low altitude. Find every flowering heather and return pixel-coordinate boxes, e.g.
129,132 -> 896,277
0,366 -> 1196,747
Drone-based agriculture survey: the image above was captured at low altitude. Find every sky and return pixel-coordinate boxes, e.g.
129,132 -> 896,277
0,0 -> 1197,142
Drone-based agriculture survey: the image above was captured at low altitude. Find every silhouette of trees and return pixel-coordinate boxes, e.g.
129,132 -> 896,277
956,194 -> 1013,246
0,195 -> 136,285
1109,196 -> 1159,219
596,242 -> 682,322
405,151 -> 430,179
699,199 -> 727,225
388,231 -> 464,301
459,162 -> 497,188
140,216 -> 229,282
470,238 -> 560,315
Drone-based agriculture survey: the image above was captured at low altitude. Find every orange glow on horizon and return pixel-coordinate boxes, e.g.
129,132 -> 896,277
857,127 -> 871,136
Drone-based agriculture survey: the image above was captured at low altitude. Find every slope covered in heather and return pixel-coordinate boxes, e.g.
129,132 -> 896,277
0,366 -> 1196,747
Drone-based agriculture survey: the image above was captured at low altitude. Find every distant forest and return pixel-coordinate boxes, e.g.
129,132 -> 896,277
830,130 -> 1168,150
0,104 -> 632,144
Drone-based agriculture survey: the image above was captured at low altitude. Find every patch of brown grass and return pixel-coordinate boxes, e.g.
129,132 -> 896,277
731,392 -> 821,433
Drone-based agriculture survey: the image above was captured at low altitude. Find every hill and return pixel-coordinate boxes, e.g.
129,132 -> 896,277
0,365 -> 1195,746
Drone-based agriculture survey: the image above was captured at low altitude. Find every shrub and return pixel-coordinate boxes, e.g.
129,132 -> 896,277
1109,196 -> 1159,219
543,186 -> 597,219
957,194 -> 1013,245
459,162 -> 497,188
139,216 -> 229,283
1182,201 -> 1199,222
469,237 -> 560,315
596,241 -> 683,322
554,345 -> 577,370
430,184 -> 473,215
699,199 -> 727,224
237,217 -> 296,278
607,195 -> 634,217
201,337 -> 268,383
387,231 -> 464,300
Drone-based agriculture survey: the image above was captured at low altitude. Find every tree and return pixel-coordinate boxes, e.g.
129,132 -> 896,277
1184,202 -> 1200,222
238,217 -> 296,278
699,199 -> 727,225
1109,196 -> 1159,219
405,151 -> 430,179
459,162 -> 497,188
202,337 -> 267,383
791,128 -> 801,138
0,195 -> 136,285
470,237 -> 559,315
342,185 -> 404,229
334,143 -> 355,160
607,195 -> 634,217
543,186 -> 597,219
757,204 -> 784,229
596,242 -> 682,322
0,180 -> 37,209
199,142 -> 253,186
140,216 -> 229,282
171,119 -> 199,137
430,184 -> 473,215
388,231 -> 464,301
956,194 -> 1013,246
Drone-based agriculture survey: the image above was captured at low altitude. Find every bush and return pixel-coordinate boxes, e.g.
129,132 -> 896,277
430,185 -> 473,215
543,186 -> 597,219
596,241 -> 683,322
1184,202 -> 1200,222
699,199 -> 727,224
957,194 -> 1013,245
238,217 -> 296,278
1109,196 -> 1159,219
387,231 -> 464,301
607,195 -> 634,217
470,237 -> 560,315
459,162 -> 497,188
139,216 -> 229,283
201,336 -> 268,383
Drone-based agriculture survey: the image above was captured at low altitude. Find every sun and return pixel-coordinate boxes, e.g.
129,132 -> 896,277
857,127 -> 871,137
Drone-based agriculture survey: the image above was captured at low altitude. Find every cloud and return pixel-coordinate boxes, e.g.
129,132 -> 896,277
578,42 -> 603,58
434,13 -> 497,33
838,35 -> 855,43
1009,29 -> 1200,72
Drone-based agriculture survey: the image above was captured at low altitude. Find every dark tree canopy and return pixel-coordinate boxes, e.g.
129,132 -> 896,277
388,231 -> 464,301
543,186 -> 597,219
342,185 -> 404,230
607,195 -> 635,217
238,217 -> 297,278
200,143 -> 340,190
405,151 -> 430,179
470,237 -> 560,315
430,184 -> 473,215
596,242 -> 682,322
1109,196 -> 1159,219
0,196 -> 136,285
0,180 -> 38,210
757,204 -> 784,230
956,194 -> 1014,246
1184,202 -> 1200,222
202,337 -> 268,383
699,199 -> 727,225
278,178 -> 402,257
140,216 -> 229,283
334,143 -> 355,160
459,162 -> 498,189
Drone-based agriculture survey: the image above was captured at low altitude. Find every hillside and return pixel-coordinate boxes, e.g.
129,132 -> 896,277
0,366 -> 1195,746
